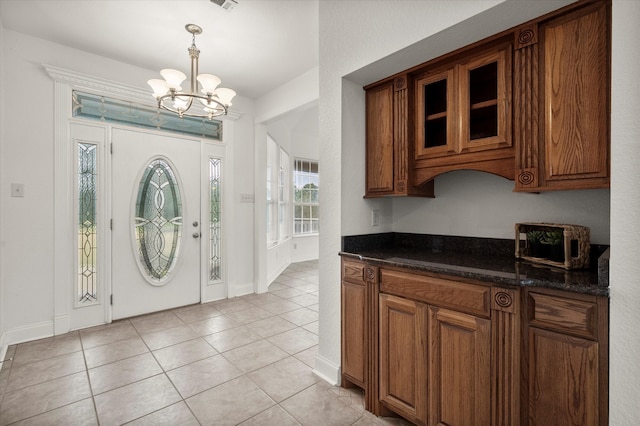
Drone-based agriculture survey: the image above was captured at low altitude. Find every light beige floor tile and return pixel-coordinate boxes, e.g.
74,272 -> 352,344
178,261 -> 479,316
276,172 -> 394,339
267,328 -> 319,355
89,353 -> 162,395
352,412 -> 415,425
0,372 -> 91,426
225,307 -> 274,325
186,376 -> 275,426
84,336 -> 149,369
241,293 -> 284,306
11,397 -> 97,426
260,299 -> 304,315
80,321 -> 139,349
239,405 -> 301,426
247,356 -> 319,402
245,316 -> 297,339
268,287 -> 307,299
167,355 -> 242,399
124,401 -> 199,426
265,283 -> 289,292
129,311 -> 185,335
203,326 -> 263,353
303,320 -> 319,335
288,293 -> 319,307
208,298 -> 254,314
188,315 -> 239,336
140,325 -> 199,351
293,345 -> 318,368
222,340 -> 289,373
12,332 -> 81,366
280,382 -> 362,426
278,308 -> 318,326
291,283 -> 319,293
153,338 -> 218,371
172,304 -> 222,323
6,351 -> 86,392
94,374 -> 181,426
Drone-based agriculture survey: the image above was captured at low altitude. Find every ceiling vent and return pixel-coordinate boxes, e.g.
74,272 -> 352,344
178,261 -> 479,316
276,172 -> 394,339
210,0 -> 237,11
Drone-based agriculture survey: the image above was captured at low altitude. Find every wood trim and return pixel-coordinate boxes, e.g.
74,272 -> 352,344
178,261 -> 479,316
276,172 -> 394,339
491,288 -> 521,426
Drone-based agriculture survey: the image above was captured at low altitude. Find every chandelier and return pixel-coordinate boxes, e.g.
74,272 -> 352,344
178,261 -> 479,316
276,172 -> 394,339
147,24 -> 236,120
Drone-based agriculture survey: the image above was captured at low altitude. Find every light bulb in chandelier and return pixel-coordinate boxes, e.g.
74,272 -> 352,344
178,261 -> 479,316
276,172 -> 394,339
147,24 -> 236,119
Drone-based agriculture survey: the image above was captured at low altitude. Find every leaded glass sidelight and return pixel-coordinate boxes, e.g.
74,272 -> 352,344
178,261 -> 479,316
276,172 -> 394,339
134,158 -> 182,284
78,142 -> 98,304
209,158 -> 222,282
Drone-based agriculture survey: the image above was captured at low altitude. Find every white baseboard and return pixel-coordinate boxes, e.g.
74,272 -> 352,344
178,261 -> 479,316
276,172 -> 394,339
313,352 -> 341,386
229,281 -> 255,298
0,331 -> 7,368
54,314 -> 70,335
3,320 -> 54,347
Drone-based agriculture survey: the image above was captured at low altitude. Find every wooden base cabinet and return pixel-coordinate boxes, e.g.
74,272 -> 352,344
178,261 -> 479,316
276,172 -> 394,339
523,288 -> 609,426
341,260 -> 368,389
379,294 -> 428,425
429,306 -> 491,426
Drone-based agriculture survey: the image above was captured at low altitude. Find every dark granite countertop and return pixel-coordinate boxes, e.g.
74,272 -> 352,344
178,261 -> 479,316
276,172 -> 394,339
340,233 -> 609,297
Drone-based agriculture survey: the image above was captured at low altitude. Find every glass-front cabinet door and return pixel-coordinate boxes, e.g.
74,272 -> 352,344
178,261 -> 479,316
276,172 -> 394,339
415,68 -> 455,159
459,48 -> 511,152
415,46 -> 511,160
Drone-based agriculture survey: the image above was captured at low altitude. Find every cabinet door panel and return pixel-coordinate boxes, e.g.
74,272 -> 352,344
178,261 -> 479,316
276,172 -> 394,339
415,68 -> 456,159
460,48 -> 511,152
528,327 -> 599,426
366,83 -> 395,194
429,306 -> 491,426
379,294 -> 428,425
543,3 -> 608,182
342,281 -> 366,386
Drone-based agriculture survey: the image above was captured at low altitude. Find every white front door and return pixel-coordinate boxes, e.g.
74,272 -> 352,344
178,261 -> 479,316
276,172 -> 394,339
111,128 -> 201,319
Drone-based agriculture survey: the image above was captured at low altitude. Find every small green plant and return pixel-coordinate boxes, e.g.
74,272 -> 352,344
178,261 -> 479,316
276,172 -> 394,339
542,230 -> 563,246
526,230 -> 545,244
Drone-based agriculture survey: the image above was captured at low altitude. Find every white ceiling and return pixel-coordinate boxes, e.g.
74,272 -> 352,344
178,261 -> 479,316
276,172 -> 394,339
0,0 -> 319,99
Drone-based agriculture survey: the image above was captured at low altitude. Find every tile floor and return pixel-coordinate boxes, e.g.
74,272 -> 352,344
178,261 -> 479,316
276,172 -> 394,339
0,260 -> 411,426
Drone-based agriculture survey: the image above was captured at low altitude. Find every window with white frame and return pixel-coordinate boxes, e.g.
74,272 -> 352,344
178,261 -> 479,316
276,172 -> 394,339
266,135 -> 290,247
293,159 -> 319,235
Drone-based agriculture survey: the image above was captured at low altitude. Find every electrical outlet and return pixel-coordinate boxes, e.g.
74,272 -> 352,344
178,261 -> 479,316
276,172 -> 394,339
371,209 -> 380,226
11,183 -> 24,198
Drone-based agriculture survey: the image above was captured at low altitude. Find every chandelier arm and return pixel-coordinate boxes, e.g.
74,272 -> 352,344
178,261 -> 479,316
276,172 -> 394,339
157,93 -> 228,119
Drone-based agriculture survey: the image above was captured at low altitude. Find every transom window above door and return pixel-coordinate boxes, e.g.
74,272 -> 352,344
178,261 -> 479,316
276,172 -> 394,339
72,91 -> 222,140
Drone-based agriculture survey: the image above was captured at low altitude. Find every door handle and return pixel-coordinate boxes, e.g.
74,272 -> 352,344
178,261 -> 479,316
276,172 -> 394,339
193,232 -> 201,238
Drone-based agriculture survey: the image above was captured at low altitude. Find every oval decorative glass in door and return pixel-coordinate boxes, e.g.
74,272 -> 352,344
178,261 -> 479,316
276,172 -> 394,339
134,158 -> 183,285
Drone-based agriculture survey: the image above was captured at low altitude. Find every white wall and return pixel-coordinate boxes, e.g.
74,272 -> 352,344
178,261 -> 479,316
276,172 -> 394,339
254,69 -> 319,292
319,4 -> 636,422
0,9 -> 5,357
610,1 -> 640,423
0,29 -> 256,342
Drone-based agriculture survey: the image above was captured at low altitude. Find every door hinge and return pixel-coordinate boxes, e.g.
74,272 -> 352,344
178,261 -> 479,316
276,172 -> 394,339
110,294 -> 113,305
110,219 -> 113,230
110,143 -> 113,154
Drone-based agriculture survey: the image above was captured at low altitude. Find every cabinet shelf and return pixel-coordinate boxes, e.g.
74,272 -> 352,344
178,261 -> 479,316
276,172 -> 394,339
470,99 -> 498,110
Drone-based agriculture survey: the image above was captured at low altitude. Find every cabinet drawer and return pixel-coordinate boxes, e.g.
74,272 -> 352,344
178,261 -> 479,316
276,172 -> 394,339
380,268 -> 490,317
342,259 -> 366,284
528,292 -> 598,340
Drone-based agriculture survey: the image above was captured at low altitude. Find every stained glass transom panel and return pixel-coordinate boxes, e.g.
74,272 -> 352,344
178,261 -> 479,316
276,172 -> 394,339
78,142 -> 98,304
209,158 -> 222,282
134,159 -> 182,284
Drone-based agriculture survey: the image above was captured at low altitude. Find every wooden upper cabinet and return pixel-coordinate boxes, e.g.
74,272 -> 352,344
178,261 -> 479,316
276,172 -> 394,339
366,82 -> 395,195
365,77 -> 434,198
515,0 -> 610,191
413,43 -> 515,185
